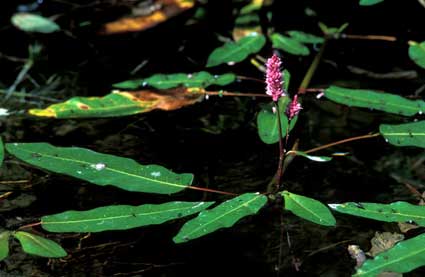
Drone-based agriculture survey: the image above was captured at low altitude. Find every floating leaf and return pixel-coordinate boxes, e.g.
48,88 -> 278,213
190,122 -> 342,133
6,142 -> 193,194
329,201 -> 425,225
29,88 -> 203,118
354,233 -> 425,276
173,192 -> 267,243
359,0 -> 385,6
0,232 -> 10,261
290,151 -> 332,162
380,121 -> 425,148
257,96 -> 298,144
11,13 -> 60,33
0,137 -> 3,167
287,30 -> 324,44
42,201 -> 213,233
233,13 -> 262,41
113,72 -> 235,90
100,0 -> 195,34
408,41 -> 425,69
206,33 -> 266,67
270,33 -> 310,56
282,191 -> 336,226
325,86 -> 425,116
13,231 -> 67,258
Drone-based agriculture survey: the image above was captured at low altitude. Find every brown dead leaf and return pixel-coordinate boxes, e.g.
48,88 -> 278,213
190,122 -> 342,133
367,232 -> 404,257
100,0 -> 195,35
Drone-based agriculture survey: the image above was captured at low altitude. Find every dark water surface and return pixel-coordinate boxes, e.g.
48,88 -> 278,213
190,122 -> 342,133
1,0 -> 425,276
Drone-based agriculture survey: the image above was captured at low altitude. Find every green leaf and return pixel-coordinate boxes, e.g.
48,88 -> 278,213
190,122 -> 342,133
354,233 -> 425,276
42,201 -> 213,232
173,192 -> 267,243
0,232 -> 10,261
13,231 -> 67,258
291,151 -> 332,162
28,88 -> 203,118
325,86 -> 425,116
408,41 -> 425,69
0,137 -> 4,167
206,33 -> 266,67
359,0 -> 385,6
257,97 -> 297,144
286,30 -> 325,44
282,191 -> 336,226
329,201 -> 425,225
113,72 -> 236,90
6,142 -> 193,194
270,33 -> 310,56
11,13 -> 60,33
380,121 -> 425,148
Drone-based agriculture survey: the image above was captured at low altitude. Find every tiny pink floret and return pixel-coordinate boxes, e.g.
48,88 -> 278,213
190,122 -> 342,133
266,54 -> 284,102
286,95 -> 302,120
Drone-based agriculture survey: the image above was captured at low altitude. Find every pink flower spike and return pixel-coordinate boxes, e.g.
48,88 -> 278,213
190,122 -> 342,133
266,54 -> 284,102
286,95 -> 302,120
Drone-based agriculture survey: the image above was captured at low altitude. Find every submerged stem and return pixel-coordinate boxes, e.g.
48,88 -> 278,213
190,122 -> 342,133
304,133 -> 381,154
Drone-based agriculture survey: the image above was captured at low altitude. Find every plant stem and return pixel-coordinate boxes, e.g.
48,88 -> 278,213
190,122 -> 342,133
339,34 -> 397,42
275,101 -> 285,191
304,133 -> 380,154
204,90 -> 268,98
299,39 -> 328,91
187,185 -> 238,196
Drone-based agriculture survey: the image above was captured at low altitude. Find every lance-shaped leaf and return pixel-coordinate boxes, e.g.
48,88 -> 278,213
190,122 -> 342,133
270,33 -> 310,56
354,233 -> 425,276
100,0 -> 195,35
113,72 -> 235,90
289,151 -> 332,162
206,33 -> 266,67
0,232 -> 10,261
380,121 -> 425,148
42,201 -> 213,233
0,137 -> 4,167
29,88 -> 203,118
6,142 -> 193,194
282,191 -> 336,226
257,96 -> 297,144
359,0 -> 385,6
11,13 -> 60,33
286,30 -> 324,44
173,192 -> 267,243
325,86 -> 425,116
409,41 -> 425,69
13,231 -> 67,258
329,201 -> 425,225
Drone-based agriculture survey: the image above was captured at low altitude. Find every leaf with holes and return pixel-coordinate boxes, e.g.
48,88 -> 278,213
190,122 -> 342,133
29,88 -> 203,118
257,96 -> 298,144
11,13 -> 60,33
0,232 -> 10,261
354,233 -> 425,276
409,41 -> 425,69
325,86 -> 425,116
380,121 -> 425,148
282,191 -> 336,226
329,201 -> 425,225
359,0 -> 385,6
173,192 -> 267,243
269,33 -> 310,56
6,142 -> 193,194
13,231 -> 66,258
42,201 -> 213,232
286,30 -> 324,44
206,33 -> 266,67
113,72 -> 235,90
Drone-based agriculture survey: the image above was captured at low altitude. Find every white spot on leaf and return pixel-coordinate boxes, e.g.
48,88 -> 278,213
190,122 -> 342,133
150,171 -> 161,177
91,163 -> 106,171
